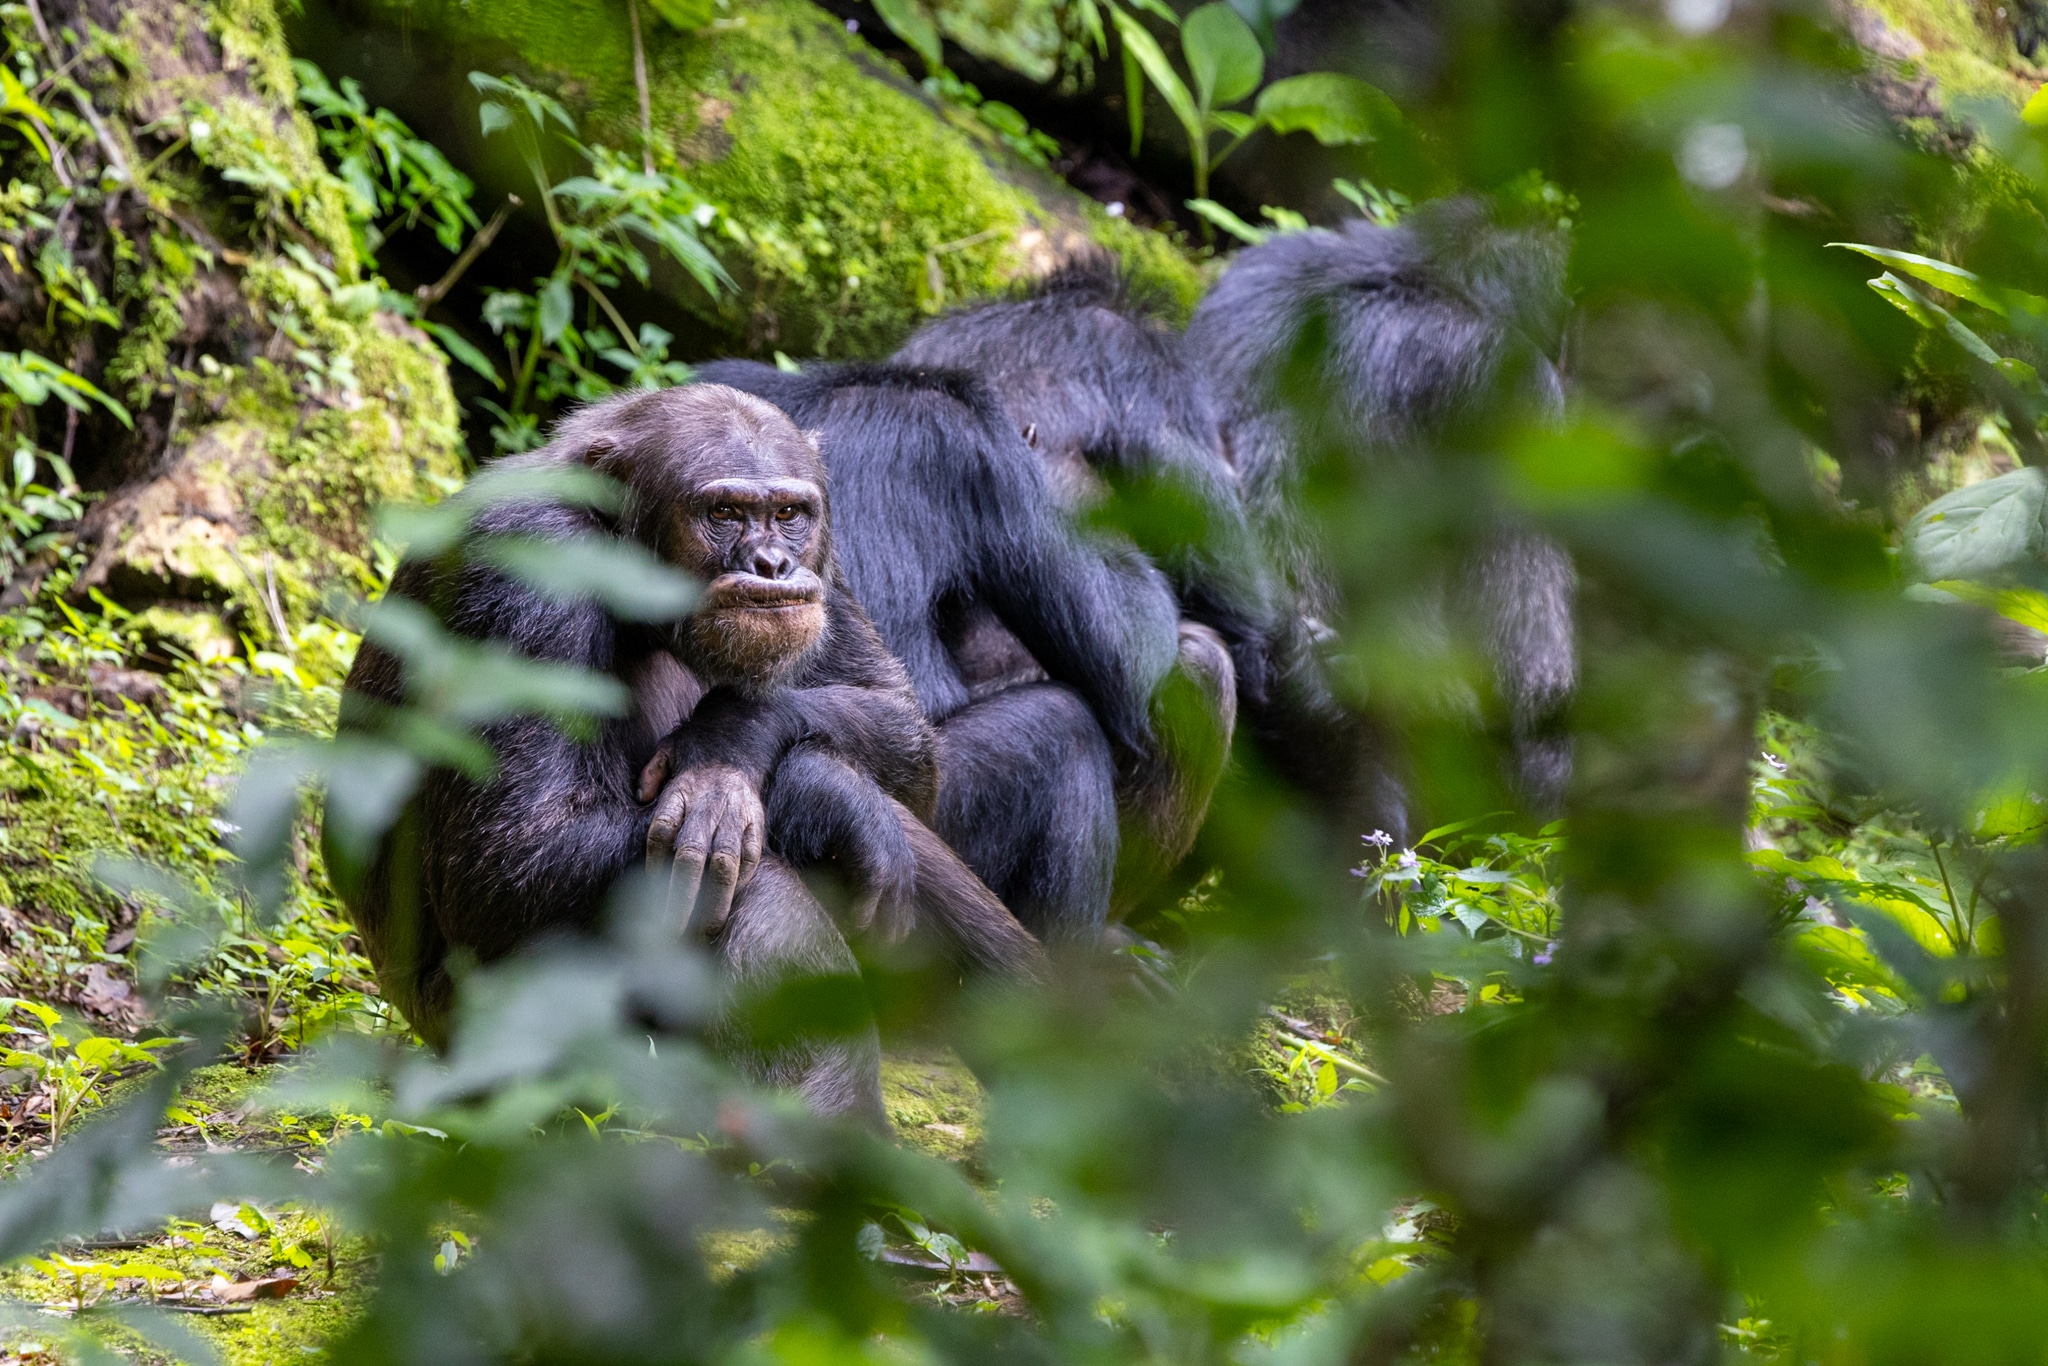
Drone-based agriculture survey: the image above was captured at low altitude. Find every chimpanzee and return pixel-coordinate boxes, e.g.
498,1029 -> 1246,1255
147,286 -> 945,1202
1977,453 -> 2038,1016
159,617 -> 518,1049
1187,198 -> 1578,813
332,384 -> 1045,1123
688,360 -> 1236,935
892,263 -> 1411,847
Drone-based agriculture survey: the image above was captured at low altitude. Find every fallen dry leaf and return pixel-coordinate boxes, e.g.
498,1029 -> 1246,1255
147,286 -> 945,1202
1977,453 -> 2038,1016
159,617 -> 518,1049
211,1274 -> 297,1302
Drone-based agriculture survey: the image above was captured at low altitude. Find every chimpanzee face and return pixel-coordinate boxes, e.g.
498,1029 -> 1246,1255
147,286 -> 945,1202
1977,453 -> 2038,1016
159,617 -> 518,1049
678,477 -> 825,582
667,474 -> 830,692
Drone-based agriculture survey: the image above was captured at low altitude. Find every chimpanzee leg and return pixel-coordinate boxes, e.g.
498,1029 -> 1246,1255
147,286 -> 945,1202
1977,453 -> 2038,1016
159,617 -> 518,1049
1114,621 -> 1239,917
712,855 -> 885,1128
933,682 -> 1118,943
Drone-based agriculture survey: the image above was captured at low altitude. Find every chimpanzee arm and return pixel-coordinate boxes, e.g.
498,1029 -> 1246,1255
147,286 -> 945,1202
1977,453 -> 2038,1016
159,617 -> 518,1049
383,506 -> 656,963
971,457 -> 1182,780
645,593 -> 938,815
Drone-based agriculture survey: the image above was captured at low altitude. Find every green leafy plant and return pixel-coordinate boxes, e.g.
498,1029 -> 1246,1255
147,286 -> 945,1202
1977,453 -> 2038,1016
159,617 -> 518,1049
1106,1 -> 1392,199
466,72 -> 730,453
0,444 -> 81,580
294,60 -> 481,262
0,999 -> 171,1144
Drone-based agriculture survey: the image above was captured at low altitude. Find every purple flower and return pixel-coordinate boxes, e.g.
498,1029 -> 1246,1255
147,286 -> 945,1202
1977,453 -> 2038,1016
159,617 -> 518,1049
1533,942 -> 1557,966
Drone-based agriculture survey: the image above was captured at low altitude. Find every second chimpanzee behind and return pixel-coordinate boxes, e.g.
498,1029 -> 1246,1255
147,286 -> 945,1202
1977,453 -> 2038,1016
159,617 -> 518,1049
691,360 -> 1236,938
333,384 -> 1044,1124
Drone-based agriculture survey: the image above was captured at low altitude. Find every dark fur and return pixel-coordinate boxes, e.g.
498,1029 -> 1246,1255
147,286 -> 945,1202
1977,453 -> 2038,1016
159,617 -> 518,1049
332,386 -> 1043,1122
1187,199 -> 1577,814
691,360 -> 1198,937
895,262 -> 1403,847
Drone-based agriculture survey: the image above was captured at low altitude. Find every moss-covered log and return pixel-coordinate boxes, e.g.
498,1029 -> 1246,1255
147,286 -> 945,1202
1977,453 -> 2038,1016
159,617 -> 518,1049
294,0 -> 1203,359
0,0 -> 463,635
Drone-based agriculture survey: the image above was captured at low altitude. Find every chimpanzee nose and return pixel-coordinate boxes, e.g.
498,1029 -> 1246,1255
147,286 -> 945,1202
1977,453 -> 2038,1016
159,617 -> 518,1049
752,546 -> 796,579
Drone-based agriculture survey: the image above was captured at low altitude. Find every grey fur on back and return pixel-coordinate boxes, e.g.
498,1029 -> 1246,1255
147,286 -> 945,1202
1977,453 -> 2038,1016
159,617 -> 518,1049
1187,198 -> 1579,812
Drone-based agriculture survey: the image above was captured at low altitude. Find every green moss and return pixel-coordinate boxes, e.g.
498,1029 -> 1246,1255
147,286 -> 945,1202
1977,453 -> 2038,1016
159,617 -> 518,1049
1863,0 -> 2037,109
0,1202 -> 375,1366
328,0 -> 1202,356
882,1048 -> 985,1167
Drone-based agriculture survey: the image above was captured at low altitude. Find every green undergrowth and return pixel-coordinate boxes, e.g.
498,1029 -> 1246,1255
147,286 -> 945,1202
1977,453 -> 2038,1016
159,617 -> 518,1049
0,583 -> 390,1057
0,1060 -> 375,1366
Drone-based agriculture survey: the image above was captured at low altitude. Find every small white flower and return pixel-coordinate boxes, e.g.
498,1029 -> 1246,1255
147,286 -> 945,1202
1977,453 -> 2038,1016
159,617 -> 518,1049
1363,830 -> 1394,849
1761,750 -> 1788,773
846,17 -> 859,31
1106,201 -> 1126,218
1397,850 -> 1419,872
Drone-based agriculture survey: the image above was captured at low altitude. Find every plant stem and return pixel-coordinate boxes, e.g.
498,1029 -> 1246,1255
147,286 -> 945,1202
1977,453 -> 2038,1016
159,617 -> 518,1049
415,196 -> 518,308
579,277 -> 642,356
629,0 -> 655,176
1931,837 -> 1966,952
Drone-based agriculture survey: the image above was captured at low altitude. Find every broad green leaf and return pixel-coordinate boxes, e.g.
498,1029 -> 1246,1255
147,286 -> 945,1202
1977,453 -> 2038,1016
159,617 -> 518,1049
0,351 -> 132,427
1186,198 -> 1268,244
421,322 -> 504,389
1129,0 -> 1183,23
0,68 -> 52,161
1903,466 -> 2048,582
1830,242 -> 2038,316
1113,9 -> 1203,148
646,0 -> 715,28
1,997 -> 61,1028
470,533 -> 701,622
872,0 -> 944,71
1183,3 -> 1264,111
1227,0 -> 1303,46
1122,43 -> 1146,155
1254,72 -> 1393,144
1871,274 -> 2046,393
1211,109 -> 1257,137
2026,81 -> 2048,126
1926,580 -> 2048,639
330,282 -> 381,319
537,271 -> 574,345
478,101 -> 513,139
1974,776 -> 2048,841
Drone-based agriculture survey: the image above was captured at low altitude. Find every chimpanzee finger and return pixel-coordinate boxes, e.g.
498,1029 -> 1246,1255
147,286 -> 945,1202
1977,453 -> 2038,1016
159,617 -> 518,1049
646,784 -> 692,865
699,819 -> 745,936
636,748 -> 673,805
671,803 -> 720,937
736,822 -> 762,893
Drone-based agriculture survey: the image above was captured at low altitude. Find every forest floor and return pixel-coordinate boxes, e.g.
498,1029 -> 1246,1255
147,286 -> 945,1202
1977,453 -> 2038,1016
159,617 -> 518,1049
0,1047 -> 1006,1364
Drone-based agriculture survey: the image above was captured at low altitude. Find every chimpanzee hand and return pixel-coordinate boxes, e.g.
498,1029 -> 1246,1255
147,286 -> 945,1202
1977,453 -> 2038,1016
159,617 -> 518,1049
639,751 -> 765,939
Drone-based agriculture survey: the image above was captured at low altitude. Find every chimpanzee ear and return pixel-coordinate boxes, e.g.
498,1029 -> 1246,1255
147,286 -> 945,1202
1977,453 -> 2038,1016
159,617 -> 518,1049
579,435 -> 619,467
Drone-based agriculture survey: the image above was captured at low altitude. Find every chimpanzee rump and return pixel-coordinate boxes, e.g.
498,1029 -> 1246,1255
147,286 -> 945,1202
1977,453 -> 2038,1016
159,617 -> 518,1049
690,360 -> 1231,936
332,384 -> 1043,1123
1187,199 -> 1578,814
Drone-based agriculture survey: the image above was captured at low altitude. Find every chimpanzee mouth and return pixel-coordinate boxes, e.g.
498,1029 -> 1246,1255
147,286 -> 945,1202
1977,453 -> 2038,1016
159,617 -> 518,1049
705,573 -> 824,610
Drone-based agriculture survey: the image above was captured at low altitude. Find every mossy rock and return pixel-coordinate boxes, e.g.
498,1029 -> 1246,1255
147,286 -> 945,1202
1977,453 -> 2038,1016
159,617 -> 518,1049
302,0 -> 1203,358
56,0 -> 466,637
1856,0 -> 2041,112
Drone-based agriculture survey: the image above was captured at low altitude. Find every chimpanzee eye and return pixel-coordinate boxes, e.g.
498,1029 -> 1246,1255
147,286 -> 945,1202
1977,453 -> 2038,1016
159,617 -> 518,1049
774,505 -> 801,523
709,504 -> 741,522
